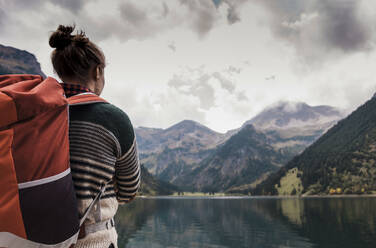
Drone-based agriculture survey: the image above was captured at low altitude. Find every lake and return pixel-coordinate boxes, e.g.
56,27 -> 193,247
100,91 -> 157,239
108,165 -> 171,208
115,196 -> 376,248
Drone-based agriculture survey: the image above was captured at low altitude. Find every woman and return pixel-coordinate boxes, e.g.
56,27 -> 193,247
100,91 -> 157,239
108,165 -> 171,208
49,25 -> 141,248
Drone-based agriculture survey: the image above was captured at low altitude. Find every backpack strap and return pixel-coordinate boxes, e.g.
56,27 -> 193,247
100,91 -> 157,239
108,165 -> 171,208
67,93 -> 107,106
79,180 -> 112,226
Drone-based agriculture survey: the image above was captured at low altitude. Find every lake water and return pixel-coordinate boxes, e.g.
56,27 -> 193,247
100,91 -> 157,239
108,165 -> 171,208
115,196 -> 376,248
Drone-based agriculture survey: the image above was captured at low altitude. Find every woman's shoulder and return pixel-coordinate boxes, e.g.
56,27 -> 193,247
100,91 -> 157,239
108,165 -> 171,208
95,102 -> 132,125
70,102 -> 135,155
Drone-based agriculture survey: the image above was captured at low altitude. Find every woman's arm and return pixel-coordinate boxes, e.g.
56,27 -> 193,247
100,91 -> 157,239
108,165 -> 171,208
114,138 -> 141,204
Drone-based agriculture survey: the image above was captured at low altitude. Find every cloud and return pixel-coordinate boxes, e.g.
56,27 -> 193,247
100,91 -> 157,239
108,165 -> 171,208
166,66 -> 247,110
0,0 -> 248,43
158,66 -> 252,131
226,4 -> 240,24
237,91 -> 249,102
119,2 -> 147,26
265,75 -> 276,81
212,72 -> 235,93
78,0 -> 236,42
168,69 -> 215,110
257,0 -> 376,63
50,0 -> 88,14
0,0 -> 89,13
317,1 -> 372,52
168,42 -> 176,52
179,0 -> 218,36
0,7 -> 5,26
213,0 -> 248,24
0,0 -> 44,10
104,0 -> 242,42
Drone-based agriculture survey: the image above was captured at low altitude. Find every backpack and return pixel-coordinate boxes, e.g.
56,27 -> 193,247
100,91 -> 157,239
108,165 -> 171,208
0,74 -> 108,248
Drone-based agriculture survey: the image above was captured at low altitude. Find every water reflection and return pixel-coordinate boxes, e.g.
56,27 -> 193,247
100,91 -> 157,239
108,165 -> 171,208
115,197 -> 376,248
276,197 -> 376,248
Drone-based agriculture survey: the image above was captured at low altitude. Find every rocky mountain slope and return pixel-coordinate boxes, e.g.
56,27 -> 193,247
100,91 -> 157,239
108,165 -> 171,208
136,120 -> 228,182
253,96 -> 376,196
0,44 -> 46,77
138,164 -> 178,196
175,124 -> 293,192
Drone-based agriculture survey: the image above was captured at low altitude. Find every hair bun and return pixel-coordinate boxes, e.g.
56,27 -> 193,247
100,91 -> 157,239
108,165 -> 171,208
49,25 -> 75,49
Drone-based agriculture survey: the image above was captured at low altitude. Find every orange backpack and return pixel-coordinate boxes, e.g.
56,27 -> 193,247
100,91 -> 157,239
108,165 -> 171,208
0,74 -> 107,248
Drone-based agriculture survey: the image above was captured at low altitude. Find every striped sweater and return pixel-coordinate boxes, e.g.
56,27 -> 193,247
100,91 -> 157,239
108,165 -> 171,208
68,99 -> 141,248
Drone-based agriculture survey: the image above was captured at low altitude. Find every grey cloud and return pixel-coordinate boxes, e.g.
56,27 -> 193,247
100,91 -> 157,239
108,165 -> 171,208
227,66 -> 242,74
223,0 -> 248,25
1,0 -> 88,13
114,0 -> 219,41
0,8 -> 5,27
162,2 -> 169,18
258,0 -> 375,63
180,0 -> 217,37
168,43 -> 176,52
0,0 -> 45,10
92,1 -> 165,41
213,0 -> 247,24
1,0 -> 244,43
50,0 -> 88,14
317,1 -> 371,52
167,67 -> 245,110
114,0 -> 218,41
226,5 -> 240,24
212,72 -> 235,93
237,91 -> 249,102
212,0 -> 221,8
265,75 -> 275,81
168,73 -> 215,110
119,2 -> 148,27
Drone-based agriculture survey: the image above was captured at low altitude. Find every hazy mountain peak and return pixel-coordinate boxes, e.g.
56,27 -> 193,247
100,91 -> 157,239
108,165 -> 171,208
244,101 -> 344,130
267,101 -> 308,113
166,119 -> 218,134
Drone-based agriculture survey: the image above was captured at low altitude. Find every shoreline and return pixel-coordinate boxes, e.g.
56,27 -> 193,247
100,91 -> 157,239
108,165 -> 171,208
136,194 -> 376,199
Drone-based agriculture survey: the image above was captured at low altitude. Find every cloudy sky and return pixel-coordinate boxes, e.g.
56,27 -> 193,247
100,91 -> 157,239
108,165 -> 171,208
1,0 -> 376,133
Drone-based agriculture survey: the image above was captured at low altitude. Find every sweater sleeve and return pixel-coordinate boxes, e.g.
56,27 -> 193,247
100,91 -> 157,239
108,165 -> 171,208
114,137 -> 141,204
107,105 -> 141,204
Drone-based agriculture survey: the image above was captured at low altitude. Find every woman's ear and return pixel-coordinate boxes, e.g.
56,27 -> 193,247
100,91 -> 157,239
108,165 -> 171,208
95,65 -> 101,80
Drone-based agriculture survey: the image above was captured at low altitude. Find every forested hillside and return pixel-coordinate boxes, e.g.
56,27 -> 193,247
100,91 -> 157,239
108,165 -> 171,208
254,96 -> 376,196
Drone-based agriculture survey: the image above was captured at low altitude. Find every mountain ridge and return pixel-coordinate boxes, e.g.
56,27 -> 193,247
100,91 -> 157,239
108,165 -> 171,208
0,44 -> 46,77
136,101 -> 344,193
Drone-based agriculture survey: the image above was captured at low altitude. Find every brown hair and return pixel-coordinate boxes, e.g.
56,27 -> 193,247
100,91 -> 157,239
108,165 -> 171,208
49,25 -> 105,84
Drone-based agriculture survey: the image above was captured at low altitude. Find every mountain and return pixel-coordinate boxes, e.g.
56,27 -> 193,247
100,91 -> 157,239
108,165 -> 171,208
138,164 -> 178,196
0,44 -> 46,77
253,96 -> 376,196
245,101 -> 344,155
136,102 -> 344,193
136,120 -> 227,183
174,124 -> 293,192
137,120 -> 225,154
245,101 -> 343,130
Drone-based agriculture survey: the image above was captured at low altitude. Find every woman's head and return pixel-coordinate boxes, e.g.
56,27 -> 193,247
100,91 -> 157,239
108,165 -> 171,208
49,25 -> 106,95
